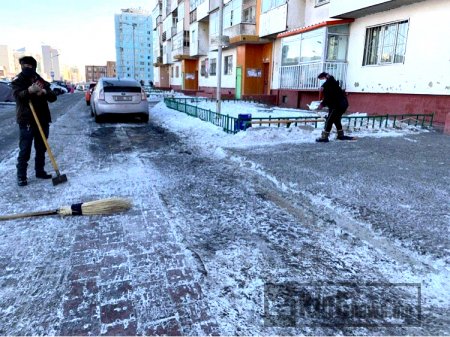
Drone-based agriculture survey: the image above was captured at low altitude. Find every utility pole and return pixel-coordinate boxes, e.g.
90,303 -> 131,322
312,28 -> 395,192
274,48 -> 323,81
216,0 -> 224,114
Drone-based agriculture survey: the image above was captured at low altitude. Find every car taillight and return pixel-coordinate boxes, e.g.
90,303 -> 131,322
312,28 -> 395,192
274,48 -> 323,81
99,89 -> 105,100
141,88 -> 147,101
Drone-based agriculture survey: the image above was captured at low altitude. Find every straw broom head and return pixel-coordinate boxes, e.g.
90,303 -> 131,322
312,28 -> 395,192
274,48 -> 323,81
58,198 -> 132,216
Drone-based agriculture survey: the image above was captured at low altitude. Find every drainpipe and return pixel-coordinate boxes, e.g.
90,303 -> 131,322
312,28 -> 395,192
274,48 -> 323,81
216,0 -> 224,114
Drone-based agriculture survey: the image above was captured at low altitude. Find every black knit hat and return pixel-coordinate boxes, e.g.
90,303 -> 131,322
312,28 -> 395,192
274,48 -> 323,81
317,72 -> 328,79
19,56 -> 37,69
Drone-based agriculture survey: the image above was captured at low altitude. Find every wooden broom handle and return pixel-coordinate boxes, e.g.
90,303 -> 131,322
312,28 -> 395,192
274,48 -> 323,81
0,209 -> 58,221
28,101 -> 60,173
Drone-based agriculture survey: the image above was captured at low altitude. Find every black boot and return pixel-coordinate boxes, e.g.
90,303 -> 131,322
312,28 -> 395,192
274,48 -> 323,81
36,171 -> 52,179
337,129 -> 356,140
17,164 -> 28,186
316,131 -> 329,142
17,176 -> 28,186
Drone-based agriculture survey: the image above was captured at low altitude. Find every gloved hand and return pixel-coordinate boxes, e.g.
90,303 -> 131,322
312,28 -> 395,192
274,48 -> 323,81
28,83 -> 42,94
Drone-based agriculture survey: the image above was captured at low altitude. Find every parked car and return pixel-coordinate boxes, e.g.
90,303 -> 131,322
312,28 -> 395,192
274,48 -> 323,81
85,82 -> 97,105
90,77 -> 149,123
52,80 -> 69,90
0,81 -> 14,102
50,83 -> 68,95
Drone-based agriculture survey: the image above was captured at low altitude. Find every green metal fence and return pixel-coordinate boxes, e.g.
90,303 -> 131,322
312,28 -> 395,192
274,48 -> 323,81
165,97 -> 239,133
164,97 -> 434,133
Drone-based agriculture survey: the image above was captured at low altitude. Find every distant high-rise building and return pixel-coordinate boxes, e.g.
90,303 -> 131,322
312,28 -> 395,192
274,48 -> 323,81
115,8 -> 153,84
0,45 -> 16,79
42,45 -> 61,81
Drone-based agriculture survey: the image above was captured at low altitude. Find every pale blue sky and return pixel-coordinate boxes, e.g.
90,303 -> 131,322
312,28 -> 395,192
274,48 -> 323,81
0,0 -> 154,70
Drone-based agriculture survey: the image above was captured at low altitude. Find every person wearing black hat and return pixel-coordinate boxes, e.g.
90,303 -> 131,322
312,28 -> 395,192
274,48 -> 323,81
315,72 -> 351,142
11,56 -> 57,186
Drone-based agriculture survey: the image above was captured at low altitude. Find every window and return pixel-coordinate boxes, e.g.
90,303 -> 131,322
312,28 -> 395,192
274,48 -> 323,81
224,55 -> 233,75
363,20 -> 409,66
224,0 -> 242,28
210,58 -> 217,75
326,25 -> 349,62
176,66 -> 179,78
201,58 -> 209,77
242,6 -> 256,23
281,28 -> 325,65
262,0 -> 286,13
281,37 -> 300,66
210,11 -> 219,37
315,0 -> 329,6
299,30 -> 324,62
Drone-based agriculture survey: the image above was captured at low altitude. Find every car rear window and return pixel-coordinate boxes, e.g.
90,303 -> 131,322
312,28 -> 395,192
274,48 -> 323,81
103,86 -> 141,93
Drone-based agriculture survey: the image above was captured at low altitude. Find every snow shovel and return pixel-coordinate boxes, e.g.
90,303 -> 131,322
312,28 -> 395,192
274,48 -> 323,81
29,101 -> 68,186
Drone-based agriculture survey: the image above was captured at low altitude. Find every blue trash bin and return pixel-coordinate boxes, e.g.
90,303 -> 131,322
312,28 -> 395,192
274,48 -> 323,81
236,114 -> 252,130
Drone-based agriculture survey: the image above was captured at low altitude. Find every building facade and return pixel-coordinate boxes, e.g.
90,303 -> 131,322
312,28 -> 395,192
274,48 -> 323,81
42,45 -> 61,81
0,45 -> 15,79
85,65 -> 107,83
106,61 -> 117,77
152,0 -> 450,124
115,8 -> 154,85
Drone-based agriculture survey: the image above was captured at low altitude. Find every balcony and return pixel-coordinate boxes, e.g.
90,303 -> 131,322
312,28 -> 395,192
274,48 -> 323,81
173,31 -> 191,59
153,56 -> 163,67
209,0 -> 220,12
172,47 -> 191,60
330,0 -> 425,19
162,31 -> 167,41
280,62 -> 348,90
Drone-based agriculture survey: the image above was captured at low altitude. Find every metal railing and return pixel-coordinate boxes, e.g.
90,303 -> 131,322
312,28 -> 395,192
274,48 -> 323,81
164,97 -> 434,134
165,97 -> 239,133
280,61 -> 347,90
343,114 -> 434,129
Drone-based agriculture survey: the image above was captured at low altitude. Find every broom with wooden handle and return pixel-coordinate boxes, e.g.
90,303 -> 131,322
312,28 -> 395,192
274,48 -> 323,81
0,198 -> 132,221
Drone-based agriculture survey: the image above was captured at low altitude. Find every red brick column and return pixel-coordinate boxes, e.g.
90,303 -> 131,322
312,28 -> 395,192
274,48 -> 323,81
444,112 -> 450,135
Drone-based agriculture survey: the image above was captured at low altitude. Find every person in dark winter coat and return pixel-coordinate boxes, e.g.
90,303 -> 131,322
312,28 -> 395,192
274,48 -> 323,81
316,72 -> 351,142
11,56 -> 57,186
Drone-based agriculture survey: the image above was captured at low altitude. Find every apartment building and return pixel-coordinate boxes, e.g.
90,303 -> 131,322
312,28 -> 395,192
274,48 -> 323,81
329,0 -> 450,124
85,65 -> 107,83
115,8 -> 154,85
153,0 -> 450,124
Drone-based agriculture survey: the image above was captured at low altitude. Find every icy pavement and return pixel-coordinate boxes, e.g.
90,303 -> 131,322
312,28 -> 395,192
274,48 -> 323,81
0,95 -> 448,335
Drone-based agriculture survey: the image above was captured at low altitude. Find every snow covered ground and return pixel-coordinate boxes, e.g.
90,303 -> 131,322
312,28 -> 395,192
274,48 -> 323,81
0,93 -> 447,335
150,98 -> 430,152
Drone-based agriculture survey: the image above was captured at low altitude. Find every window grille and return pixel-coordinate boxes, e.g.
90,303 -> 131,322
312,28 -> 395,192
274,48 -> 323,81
363,20 -> 409,65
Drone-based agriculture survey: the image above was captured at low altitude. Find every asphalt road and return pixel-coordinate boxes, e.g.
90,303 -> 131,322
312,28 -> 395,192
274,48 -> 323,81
0,92 -> 82,160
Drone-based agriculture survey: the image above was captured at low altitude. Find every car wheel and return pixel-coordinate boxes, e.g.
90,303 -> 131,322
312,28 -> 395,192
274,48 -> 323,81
94,113 -> 102,123
141,115 -> 149,123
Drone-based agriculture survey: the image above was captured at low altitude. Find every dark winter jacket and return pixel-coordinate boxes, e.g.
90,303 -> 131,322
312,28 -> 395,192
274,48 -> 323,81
321,75 -> 348,110
11,72 -> 57,126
